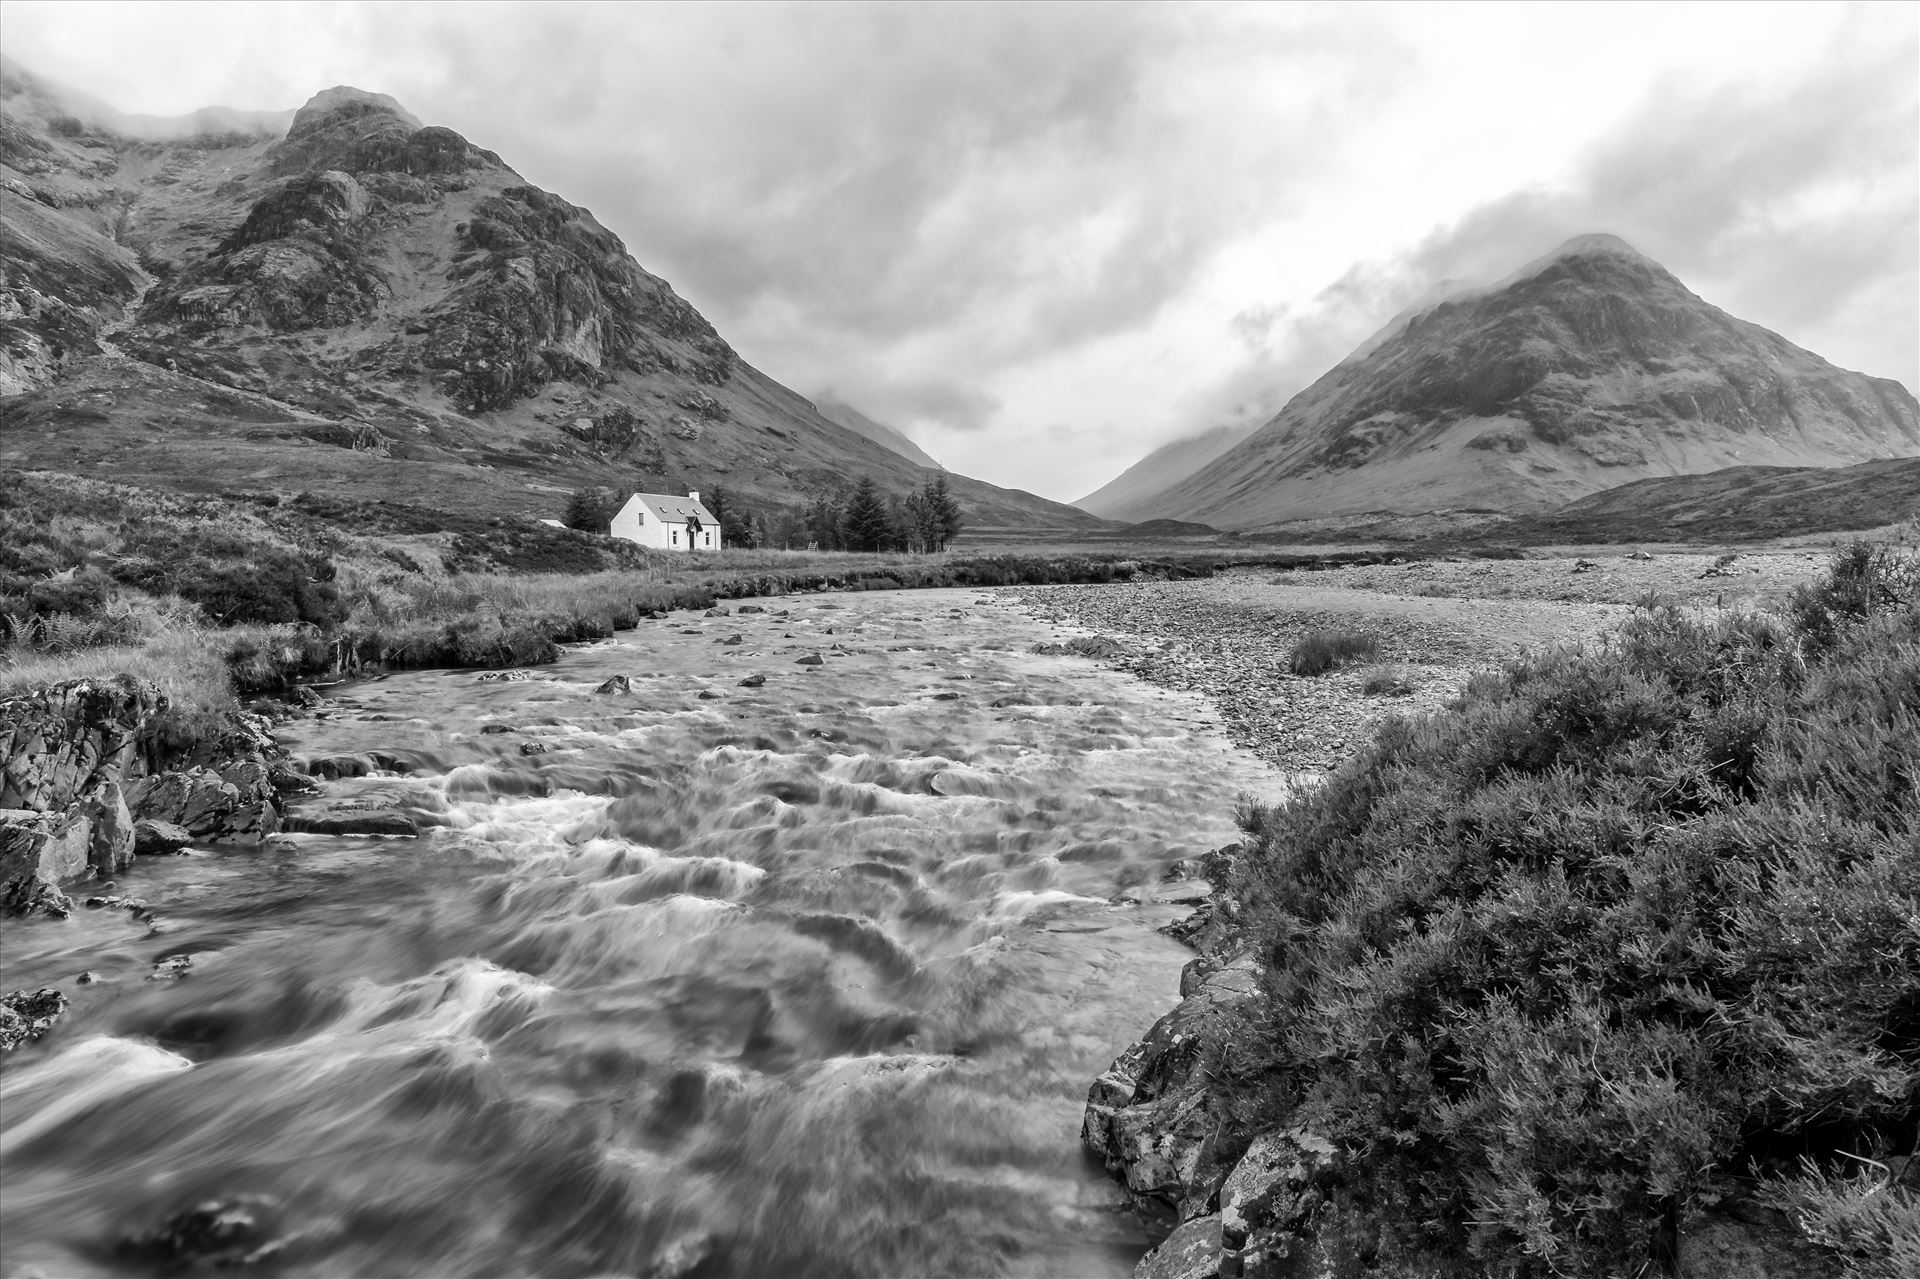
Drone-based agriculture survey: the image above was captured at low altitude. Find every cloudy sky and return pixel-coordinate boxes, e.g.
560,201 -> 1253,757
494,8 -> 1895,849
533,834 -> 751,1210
4,1 -> 1914,501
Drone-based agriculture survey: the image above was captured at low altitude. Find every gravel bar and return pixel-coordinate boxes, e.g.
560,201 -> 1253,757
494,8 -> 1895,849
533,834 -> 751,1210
999,564 -> 1640,775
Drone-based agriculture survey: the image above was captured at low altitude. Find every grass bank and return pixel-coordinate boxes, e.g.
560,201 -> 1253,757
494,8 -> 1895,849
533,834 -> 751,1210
1214,542 -> 1919,1275
3,470 -> 1221,709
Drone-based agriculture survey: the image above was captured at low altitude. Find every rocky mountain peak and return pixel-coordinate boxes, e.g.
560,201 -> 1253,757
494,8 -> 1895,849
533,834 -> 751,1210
1539,231 -> 1646,264
287,86 -> 422,138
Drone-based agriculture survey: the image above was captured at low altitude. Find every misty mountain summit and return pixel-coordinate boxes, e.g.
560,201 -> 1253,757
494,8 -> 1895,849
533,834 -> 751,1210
1083,232 -> 1920,528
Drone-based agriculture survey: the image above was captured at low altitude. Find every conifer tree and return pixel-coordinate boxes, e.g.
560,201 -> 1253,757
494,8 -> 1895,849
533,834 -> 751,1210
923,473 -> 963,550
804,492 -> 844,550
564,485 -> 619,532
842,476 -> 891,552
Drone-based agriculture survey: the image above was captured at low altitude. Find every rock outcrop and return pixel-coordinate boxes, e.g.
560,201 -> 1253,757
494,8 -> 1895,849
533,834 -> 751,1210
0,675 -> 285,914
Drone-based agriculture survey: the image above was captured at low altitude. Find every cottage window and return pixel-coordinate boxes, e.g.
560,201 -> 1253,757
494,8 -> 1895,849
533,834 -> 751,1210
671,529 -> 679,545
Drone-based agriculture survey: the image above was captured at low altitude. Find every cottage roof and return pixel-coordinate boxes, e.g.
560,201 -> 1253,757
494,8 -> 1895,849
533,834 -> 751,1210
627,492 -> 719,525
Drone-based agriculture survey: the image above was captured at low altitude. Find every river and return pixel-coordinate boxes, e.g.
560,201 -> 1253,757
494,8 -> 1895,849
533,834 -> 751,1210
1,588 -> 1291,1279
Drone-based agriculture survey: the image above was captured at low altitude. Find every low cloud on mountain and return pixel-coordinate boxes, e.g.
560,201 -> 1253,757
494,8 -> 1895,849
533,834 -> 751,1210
2,1 -> 1911,496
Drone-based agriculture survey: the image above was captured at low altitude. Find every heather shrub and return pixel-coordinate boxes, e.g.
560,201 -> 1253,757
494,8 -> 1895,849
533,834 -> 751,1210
1289,627 -> 1380,675
1763,1162 -> 1920,1279
1358,663 -> 1414,696
1222,543 -> 1920,1276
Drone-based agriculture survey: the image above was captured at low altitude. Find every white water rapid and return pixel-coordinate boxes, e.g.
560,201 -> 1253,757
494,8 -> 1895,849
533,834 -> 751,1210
1,588 -> 1292,1278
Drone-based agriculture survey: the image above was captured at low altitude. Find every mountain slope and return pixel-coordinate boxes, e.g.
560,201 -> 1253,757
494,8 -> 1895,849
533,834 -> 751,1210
0,60 -> 1104,535
1104,234 -> 1919,528
1493,455 -> 1920,544
1074,420 -> 1260,517
811,394 -> 943,470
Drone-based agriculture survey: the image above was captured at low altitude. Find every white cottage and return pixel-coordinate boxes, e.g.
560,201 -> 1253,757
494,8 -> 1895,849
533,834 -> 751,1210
608,490 -> 723,551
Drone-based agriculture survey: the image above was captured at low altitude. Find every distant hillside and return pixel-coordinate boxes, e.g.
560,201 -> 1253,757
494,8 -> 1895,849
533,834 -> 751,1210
1075,420 -> 1259,518
1098,234 -> 1919,528
0,58 -> 1105,536
811,394 -> 943,470
1491,456 -> 1920,544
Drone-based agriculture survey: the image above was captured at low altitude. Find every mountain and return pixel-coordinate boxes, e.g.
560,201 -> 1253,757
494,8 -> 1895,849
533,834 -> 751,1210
1492,455 -> 1920,545
811,394 -> 943,470
1074,420 -> 1259,518
0,60 -> 1106,535
1097,234 -> 1920,529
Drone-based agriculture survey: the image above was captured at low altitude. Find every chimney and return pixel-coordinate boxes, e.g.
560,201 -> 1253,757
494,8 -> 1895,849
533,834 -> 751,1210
687,490 -> 700,503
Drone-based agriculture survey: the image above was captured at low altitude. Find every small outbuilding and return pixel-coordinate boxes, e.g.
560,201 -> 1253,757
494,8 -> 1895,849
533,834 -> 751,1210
608,490 -> 723,551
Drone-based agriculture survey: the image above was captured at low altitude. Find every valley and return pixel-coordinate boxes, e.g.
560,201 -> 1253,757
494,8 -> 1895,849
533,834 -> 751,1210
3,34 -> 1917,1279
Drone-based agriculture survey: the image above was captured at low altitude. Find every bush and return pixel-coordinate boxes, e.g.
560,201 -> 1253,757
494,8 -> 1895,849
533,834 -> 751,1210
1763,1162 -> 1920,1279
1220,542 -> 1920,1276
1358,663 -> 1414,696
1289,627 -> 1380,675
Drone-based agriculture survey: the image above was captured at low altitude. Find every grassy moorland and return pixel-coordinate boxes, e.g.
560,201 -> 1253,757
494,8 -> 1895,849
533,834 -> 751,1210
1218,543 -> 1919,1276
0,471 -> 1225,712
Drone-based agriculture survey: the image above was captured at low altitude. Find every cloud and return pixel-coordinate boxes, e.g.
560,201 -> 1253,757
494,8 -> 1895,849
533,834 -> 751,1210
368,4 -> 1409,405
1,1 -> 1910,499
1167,17 -> 1919,454
837,377 -> 1004,434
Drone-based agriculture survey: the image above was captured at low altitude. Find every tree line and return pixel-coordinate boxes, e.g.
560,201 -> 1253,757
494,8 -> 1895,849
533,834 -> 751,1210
564,473 -> 963,552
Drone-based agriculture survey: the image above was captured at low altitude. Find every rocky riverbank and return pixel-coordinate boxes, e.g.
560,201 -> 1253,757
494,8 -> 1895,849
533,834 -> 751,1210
0,675 -> 293,1050
1004,566 -> 1630,774
1016,563 -> 1858,1279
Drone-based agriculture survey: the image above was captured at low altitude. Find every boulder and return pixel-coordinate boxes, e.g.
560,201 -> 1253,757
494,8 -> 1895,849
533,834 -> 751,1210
594,675 -> 632,694
1136,1215 -> 1223,1279
738,674 -> 766,688
126,764 -> 280,843
0,987 -> 69,1053
307,753 -> 374,779
1217,1129 -> 1340,1276
795,653 -> 824,666
133,819 -> 194,856
0,675 -> 165,812
83,780 -> 135,875
1,808 -> 89,916
1084,953 -> 1263,1225
268,764 -> 323,797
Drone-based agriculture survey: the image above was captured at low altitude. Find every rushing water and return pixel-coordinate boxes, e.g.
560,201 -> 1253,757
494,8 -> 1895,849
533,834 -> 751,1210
1,589 -> 1289,1279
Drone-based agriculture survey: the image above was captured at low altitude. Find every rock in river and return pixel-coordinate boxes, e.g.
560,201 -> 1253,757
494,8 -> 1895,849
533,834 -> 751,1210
0,987 -> 69,1053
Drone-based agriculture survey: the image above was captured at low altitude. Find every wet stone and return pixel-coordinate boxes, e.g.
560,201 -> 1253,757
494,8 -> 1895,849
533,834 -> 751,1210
738,674 -> 766,688
133,819 -> 193,856
120,1195 -> 290,1270
795,654 -> 824,666
0,987 -> 69,1053
594,675 -> 633,695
